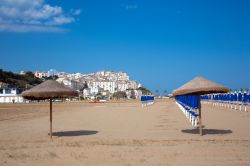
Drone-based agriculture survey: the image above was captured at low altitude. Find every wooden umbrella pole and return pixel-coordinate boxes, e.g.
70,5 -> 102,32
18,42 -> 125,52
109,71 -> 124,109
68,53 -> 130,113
50,98 -> 52,140
198,95 -> 203,136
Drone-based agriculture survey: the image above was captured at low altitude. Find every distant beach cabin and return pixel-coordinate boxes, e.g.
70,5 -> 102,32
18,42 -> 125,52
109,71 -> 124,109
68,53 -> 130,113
0,82 -> 24,103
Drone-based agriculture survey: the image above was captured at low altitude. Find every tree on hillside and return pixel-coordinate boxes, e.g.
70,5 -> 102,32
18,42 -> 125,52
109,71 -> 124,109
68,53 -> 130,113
25,71 -> 35,78
130,90 -> 136,99
96,92 -> 105,100
113,91 -> 127,100
137,87 -> 151,95
43,75 -> 59,81
0,69 -> 43,89
79,81 -> 88,96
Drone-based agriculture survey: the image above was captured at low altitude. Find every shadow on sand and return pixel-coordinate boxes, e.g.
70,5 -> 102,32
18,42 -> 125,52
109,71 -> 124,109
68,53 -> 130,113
181,129 -> 232,135
52,130 -> 98,137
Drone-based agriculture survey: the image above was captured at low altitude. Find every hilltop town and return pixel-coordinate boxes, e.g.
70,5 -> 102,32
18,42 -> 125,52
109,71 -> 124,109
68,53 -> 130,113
0,69 -> 147,103
34,70 -> 143,100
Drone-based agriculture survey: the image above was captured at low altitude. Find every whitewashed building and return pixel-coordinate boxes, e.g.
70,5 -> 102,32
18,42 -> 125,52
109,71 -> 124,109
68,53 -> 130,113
54,70 -> 142,99
20,71 -> 26,75
0,84 -> 24,103
48,69 -> 58,77
125,89 -> 143,99
56,78 -> 79,90
91,81 -> 116,94
34,71 -> 48,78
83,88 -> 91,98
117,81 -> 129,92
128,80 -> 139,89
117,72 -> 129,81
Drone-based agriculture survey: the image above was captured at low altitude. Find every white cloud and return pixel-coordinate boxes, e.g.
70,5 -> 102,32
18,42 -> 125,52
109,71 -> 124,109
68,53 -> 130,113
0,0 -> 80,32
72,9 -> 81,15
121,1 -> 138,10
47,16 -> 75,25
0,23 -> 65,32
125,5 -> 138,10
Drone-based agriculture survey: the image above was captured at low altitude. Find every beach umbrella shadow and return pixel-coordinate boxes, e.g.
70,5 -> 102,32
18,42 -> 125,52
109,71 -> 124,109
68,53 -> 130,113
52,130 -> 98,137
181,129 -> 232,135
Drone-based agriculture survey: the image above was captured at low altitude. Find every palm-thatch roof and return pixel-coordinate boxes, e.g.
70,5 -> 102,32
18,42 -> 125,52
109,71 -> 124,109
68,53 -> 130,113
22,80 -> 78,100
173,77 -> 229,96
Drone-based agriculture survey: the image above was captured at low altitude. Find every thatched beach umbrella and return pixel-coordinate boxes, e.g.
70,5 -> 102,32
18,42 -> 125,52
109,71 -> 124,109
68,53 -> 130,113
172,77 -> 229,135
22,80 -> 78,139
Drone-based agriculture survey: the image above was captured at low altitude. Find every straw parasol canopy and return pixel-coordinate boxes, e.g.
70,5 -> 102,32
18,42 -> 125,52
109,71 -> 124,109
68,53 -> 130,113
172,77 -> 229,136
22,80 -> 78,140
173,77 -> 229,96
22,80 -> 78,100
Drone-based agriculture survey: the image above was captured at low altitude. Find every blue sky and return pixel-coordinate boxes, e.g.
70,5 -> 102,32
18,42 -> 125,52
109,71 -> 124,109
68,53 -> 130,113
0,0 -> 250,92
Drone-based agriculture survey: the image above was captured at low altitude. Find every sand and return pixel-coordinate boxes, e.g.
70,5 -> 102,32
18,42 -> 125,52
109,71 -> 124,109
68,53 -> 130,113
0,99 -> 250,166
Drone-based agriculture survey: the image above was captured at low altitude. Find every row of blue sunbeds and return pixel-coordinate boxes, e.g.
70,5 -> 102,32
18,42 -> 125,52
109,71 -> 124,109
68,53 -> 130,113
201,93 -> 250,112
175,96 -> 199,127
141,96 -> 155,107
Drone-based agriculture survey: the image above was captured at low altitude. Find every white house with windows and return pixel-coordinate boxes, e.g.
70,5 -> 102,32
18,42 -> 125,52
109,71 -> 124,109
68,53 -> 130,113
91,81 -> 116,94
117,81 -> 129,92
48,69 -> 58,77
125,89 -> 142,99
56,78 -> 79,91
117,80 -> 139,91
34,71 -> 48,78
128,80 -> 139,89
83,88 -> 91,98
0,84 -> 24,103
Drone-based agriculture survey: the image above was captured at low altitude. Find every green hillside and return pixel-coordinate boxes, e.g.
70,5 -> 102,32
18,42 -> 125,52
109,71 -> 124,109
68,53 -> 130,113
0,69 -> 43,89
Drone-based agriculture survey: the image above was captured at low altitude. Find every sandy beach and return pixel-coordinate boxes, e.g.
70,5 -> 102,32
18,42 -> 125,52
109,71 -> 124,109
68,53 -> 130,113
0,99 -> 250,166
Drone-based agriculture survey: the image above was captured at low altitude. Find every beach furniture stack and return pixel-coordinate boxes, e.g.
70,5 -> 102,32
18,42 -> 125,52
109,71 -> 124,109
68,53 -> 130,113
141,95 -> 155,107
201,92 -> 250,112
22,80 -> 78,140
175,95 -> 199,127
172,77 -> 229,136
